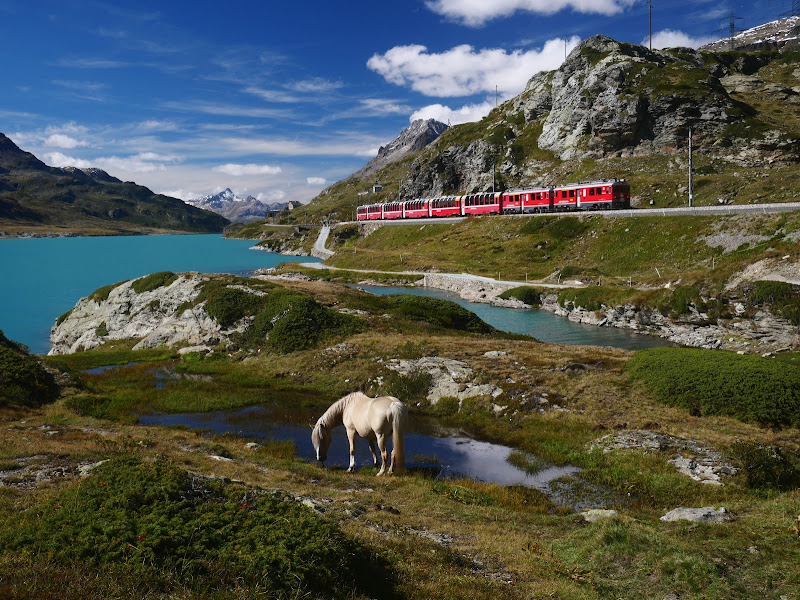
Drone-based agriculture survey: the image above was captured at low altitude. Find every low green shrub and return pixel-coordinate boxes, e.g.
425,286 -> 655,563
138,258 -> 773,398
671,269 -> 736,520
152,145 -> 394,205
384,295 -> 495,334
558,287 -> 609,312
240,289 -> 365,353
626,348 -> 800,427
89,280 -> 129,303
0,457 -> 393,598
730,440 -> 800,490
384,369 -> 433,403
131,271 -> 178,294
204,286 -> 266,328
498,286 -> 542,306
661,286 -> 702,316
748,280 -> 800,325
0,331 -> 58,408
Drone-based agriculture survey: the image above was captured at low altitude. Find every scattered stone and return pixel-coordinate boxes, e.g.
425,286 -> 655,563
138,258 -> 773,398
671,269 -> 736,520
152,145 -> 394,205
581,509 -> 619,522
245,442 -> 262,451
483,351 -> 509,357
660,507 -> 733,523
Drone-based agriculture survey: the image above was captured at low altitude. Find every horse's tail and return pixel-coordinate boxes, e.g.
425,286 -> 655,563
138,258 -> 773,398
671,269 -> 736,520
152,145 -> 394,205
390,399 -> 408,473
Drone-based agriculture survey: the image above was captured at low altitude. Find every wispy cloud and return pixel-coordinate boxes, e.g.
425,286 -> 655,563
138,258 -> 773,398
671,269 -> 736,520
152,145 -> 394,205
220,136 -> 380,158
426,0 -> 637,26
163,100 -> 295,120
368,36 -> 580,98
43,151 -> 182,173
306,176 -> 326,185
212,163 -> 283,176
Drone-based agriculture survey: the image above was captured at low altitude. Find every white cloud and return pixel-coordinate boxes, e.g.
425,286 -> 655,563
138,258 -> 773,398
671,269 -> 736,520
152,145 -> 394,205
367,37 -> 580,98
45,134 -> 85,149
256,190 -> 288,203
212,163 -> 283,176
410,100 -> 495,125
43,151 -> 181,173
645,29 -> 717,49
44,152 -> 93,169
162,189 -> 201,201
426,0 -> 636,26
306,176 -> 326,185
221,136 -> 380,158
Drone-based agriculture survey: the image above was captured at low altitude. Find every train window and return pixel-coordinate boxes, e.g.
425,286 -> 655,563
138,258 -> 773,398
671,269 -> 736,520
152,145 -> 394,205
589,188 -> 594,196
569,189 -> 575,197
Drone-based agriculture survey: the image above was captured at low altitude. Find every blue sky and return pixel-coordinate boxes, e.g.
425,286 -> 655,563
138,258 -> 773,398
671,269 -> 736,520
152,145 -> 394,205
0,0 -> 781,205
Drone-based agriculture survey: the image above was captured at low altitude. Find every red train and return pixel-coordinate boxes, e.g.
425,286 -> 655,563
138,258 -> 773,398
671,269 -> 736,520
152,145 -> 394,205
356,179 -> 631,221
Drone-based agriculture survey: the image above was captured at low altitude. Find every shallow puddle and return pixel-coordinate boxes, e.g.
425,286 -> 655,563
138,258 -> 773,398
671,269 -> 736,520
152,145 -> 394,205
138,405 -> 607,507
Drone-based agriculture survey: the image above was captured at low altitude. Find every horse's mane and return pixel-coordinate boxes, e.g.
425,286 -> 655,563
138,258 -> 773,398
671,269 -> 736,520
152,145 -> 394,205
316,391 -> 365,429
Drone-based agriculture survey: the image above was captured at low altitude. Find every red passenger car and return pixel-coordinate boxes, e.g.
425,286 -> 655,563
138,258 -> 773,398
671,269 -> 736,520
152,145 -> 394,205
382,201 -> 403,219
463,192 -> 501,216
429,196 -> 463,218
403,199 -> 429,219
575,179 -> 631,210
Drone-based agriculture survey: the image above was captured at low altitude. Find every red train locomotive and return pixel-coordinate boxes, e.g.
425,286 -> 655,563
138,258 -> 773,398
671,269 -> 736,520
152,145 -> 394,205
356,179 -> 630,221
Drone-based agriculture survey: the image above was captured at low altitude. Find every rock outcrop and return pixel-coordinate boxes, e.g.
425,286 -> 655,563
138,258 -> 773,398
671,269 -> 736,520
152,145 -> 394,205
49,274 -> 222,355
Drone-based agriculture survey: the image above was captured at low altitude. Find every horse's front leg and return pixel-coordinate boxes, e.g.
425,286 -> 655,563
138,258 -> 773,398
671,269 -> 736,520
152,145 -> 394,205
375,433 -> 389,476
346,427 -> 357,472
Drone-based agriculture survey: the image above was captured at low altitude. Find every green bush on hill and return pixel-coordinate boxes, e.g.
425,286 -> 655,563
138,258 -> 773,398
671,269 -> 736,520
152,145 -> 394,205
498,286 -> 543,306
384,295 -> 495,334
0,457 -> 393,598
89,279 -> 129,303
0,331 -> 58,408
626,347 -> 800,428
131,271 -> 179,294
730,440 -> 800,490
236,288 -> 365,353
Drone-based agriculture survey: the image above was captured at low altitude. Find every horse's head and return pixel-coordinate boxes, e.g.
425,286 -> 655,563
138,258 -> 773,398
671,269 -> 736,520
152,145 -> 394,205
311,420 -> 332,463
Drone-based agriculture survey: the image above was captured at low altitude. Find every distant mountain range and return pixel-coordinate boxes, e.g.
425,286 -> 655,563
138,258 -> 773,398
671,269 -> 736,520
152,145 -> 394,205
0,133 -> 229,235
183,188 -> 290,223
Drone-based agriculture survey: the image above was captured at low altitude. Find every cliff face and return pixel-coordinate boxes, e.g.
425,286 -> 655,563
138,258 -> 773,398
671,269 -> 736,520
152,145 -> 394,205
398,34 -> 799,199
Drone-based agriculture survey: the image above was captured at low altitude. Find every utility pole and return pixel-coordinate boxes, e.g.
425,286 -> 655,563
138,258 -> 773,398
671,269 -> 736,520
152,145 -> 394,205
717,9 -> 744,51
688,127 -> 693,208
649,0 -> 653,50
565,35 -> 568,59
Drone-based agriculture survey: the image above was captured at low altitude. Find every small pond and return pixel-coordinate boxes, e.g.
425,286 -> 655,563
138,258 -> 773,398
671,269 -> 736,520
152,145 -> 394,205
138,406 -> 609,508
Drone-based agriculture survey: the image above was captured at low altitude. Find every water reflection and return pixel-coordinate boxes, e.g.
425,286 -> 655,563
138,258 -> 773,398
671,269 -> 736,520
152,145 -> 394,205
139,406 -> 582,501
354,285 -> 670,350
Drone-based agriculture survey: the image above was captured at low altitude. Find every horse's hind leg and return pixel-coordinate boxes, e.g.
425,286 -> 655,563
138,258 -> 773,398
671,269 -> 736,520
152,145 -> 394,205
368,439 -> 378,468
376,434 -> 389,476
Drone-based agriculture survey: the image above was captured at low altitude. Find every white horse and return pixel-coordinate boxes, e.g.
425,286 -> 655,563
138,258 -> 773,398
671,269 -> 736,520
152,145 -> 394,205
311,391 -> 407,475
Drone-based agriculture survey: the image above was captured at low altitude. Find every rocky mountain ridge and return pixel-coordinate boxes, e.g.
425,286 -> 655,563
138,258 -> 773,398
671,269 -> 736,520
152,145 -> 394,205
352,118 -> 448,180
0,133 -> 229,234
185,188 -> 287,223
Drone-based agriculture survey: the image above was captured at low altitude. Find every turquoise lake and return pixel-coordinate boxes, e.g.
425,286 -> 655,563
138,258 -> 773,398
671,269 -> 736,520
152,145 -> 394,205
0,234 -> 316,355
